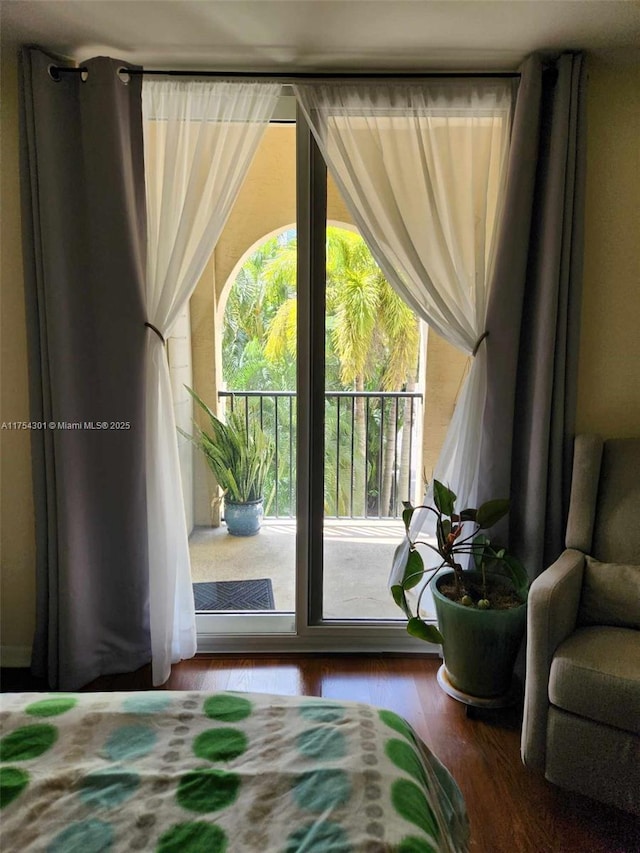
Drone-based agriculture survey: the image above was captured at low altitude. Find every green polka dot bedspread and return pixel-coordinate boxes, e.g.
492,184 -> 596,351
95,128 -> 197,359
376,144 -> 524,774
0,690 -> 469,852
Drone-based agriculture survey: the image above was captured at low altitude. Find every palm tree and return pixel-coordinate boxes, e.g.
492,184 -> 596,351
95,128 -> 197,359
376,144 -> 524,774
223,233 -> 299,391
223,238 -> 278,360
326,230 -> 381,515
263,227 -> 419,517
375,278 -> 420,515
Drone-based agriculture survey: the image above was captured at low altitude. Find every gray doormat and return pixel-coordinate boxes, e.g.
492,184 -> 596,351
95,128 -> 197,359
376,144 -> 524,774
192,578 -> 275,611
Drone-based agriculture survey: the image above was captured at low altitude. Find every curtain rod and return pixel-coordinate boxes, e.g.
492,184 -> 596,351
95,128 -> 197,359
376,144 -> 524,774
51,67 -> 521,81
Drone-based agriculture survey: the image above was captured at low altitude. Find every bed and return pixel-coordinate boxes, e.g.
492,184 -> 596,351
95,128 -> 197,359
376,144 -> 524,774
0,690 -> 469,852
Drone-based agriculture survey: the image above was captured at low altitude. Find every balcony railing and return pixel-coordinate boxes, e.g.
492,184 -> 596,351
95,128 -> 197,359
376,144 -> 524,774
219,390 -> 422,520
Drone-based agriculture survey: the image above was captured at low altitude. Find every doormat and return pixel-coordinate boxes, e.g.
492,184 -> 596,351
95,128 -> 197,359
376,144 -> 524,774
193,578 -> 275,611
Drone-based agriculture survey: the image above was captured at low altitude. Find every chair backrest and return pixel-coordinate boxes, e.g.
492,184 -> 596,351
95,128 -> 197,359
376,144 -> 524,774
592,438 -> 640,564
566,435 -> 640,563
565,434 -> 603,553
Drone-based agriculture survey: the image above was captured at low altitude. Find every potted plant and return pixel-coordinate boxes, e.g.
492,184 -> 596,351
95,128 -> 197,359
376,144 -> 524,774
179,387 -> 274,536
391,480 -> 529,702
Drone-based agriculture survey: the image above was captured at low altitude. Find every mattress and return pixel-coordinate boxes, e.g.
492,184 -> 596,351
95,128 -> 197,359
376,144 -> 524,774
0,690 -> 469,852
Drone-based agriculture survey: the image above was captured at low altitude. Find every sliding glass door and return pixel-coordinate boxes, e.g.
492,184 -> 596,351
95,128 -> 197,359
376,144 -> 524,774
296,111 -> 438,645
192,96 -> 298,636
193,100 -> 441,651
320,178 -> 424,622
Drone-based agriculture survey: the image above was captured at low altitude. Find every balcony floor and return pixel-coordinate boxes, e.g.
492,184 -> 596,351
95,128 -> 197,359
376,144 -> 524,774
189,517 -> 436,620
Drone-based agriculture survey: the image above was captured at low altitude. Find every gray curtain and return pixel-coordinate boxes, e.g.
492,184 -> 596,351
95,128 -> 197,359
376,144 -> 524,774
478,53 -> 587,578
20,48 -> 151,689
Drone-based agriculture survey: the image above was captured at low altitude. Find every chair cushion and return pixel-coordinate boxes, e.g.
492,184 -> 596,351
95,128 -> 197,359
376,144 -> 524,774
545,707 -> 640,816
577,556 -> 640,629
549,626 -> 640,735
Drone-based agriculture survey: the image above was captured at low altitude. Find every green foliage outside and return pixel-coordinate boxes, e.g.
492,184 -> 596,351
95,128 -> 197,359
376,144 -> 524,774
221,227 -> 421,518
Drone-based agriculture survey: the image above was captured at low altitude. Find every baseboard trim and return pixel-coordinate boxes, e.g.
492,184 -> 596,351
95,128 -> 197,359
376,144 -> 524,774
0,645 -> 32,668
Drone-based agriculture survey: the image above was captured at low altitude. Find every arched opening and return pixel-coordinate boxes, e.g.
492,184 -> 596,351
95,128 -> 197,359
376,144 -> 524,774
218,223 -> 424,520
216,219 -> 359,391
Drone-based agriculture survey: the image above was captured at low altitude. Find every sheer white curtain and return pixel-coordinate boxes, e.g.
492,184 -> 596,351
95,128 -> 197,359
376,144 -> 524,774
142,80 -> 279,684
295,81 -> 513,513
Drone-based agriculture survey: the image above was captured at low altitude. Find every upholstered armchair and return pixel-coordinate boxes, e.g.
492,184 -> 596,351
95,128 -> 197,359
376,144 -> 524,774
521,435 -> 640,815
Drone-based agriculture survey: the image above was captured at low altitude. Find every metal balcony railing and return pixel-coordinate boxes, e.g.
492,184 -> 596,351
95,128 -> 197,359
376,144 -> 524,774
219,390 -> 422,520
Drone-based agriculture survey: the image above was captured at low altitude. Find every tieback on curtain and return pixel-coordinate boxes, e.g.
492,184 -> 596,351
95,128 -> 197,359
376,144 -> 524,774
472,330 -> 489,357
145,322 -> 165,345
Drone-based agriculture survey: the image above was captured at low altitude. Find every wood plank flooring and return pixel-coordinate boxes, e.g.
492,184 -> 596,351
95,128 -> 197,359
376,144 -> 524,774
4,655 -> 639,852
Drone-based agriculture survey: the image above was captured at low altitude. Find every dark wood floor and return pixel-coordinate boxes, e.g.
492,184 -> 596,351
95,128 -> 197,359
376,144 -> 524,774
3,654 -> 639,852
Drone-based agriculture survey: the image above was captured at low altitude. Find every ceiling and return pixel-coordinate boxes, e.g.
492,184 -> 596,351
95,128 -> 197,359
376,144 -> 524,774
1,0 -> 639,71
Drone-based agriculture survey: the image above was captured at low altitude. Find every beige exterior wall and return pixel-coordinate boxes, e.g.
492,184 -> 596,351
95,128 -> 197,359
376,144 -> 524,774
190,254 -> 221,525
421,338 -> 469,483
167,307 -> 194,530
2,51 -> 638,655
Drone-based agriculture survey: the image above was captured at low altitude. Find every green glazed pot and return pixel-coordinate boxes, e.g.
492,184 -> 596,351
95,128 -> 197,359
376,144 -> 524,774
432,570 -> 527,699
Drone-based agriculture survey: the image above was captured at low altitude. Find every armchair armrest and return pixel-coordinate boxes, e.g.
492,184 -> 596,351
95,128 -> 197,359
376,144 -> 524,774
521,549 -> 585,771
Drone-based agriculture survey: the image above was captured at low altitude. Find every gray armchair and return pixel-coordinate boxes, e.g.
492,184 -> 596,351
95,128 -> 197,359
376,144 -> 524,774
521,435 -> 640,815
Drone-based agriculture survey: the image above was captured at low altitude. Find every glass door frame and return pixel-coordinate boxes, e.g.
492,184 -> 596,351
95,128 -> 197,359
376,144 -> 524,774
196,103 -> 438,655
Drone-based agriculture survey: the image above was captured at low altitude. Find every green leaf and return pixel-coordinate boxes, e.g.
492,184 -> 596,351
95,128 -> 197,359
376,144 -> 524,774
182,386 -> 274,503
459,508 -> 477,522
406,618 -> 444,645
437,518 -> 451,552
402,549 -> 424,590
391,585 -> 412,619
501,553 -> 530,597
402,506 -> 415,533
476,498 -> 510,529
471,533 -> 489,569
433,480 -> 456,517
